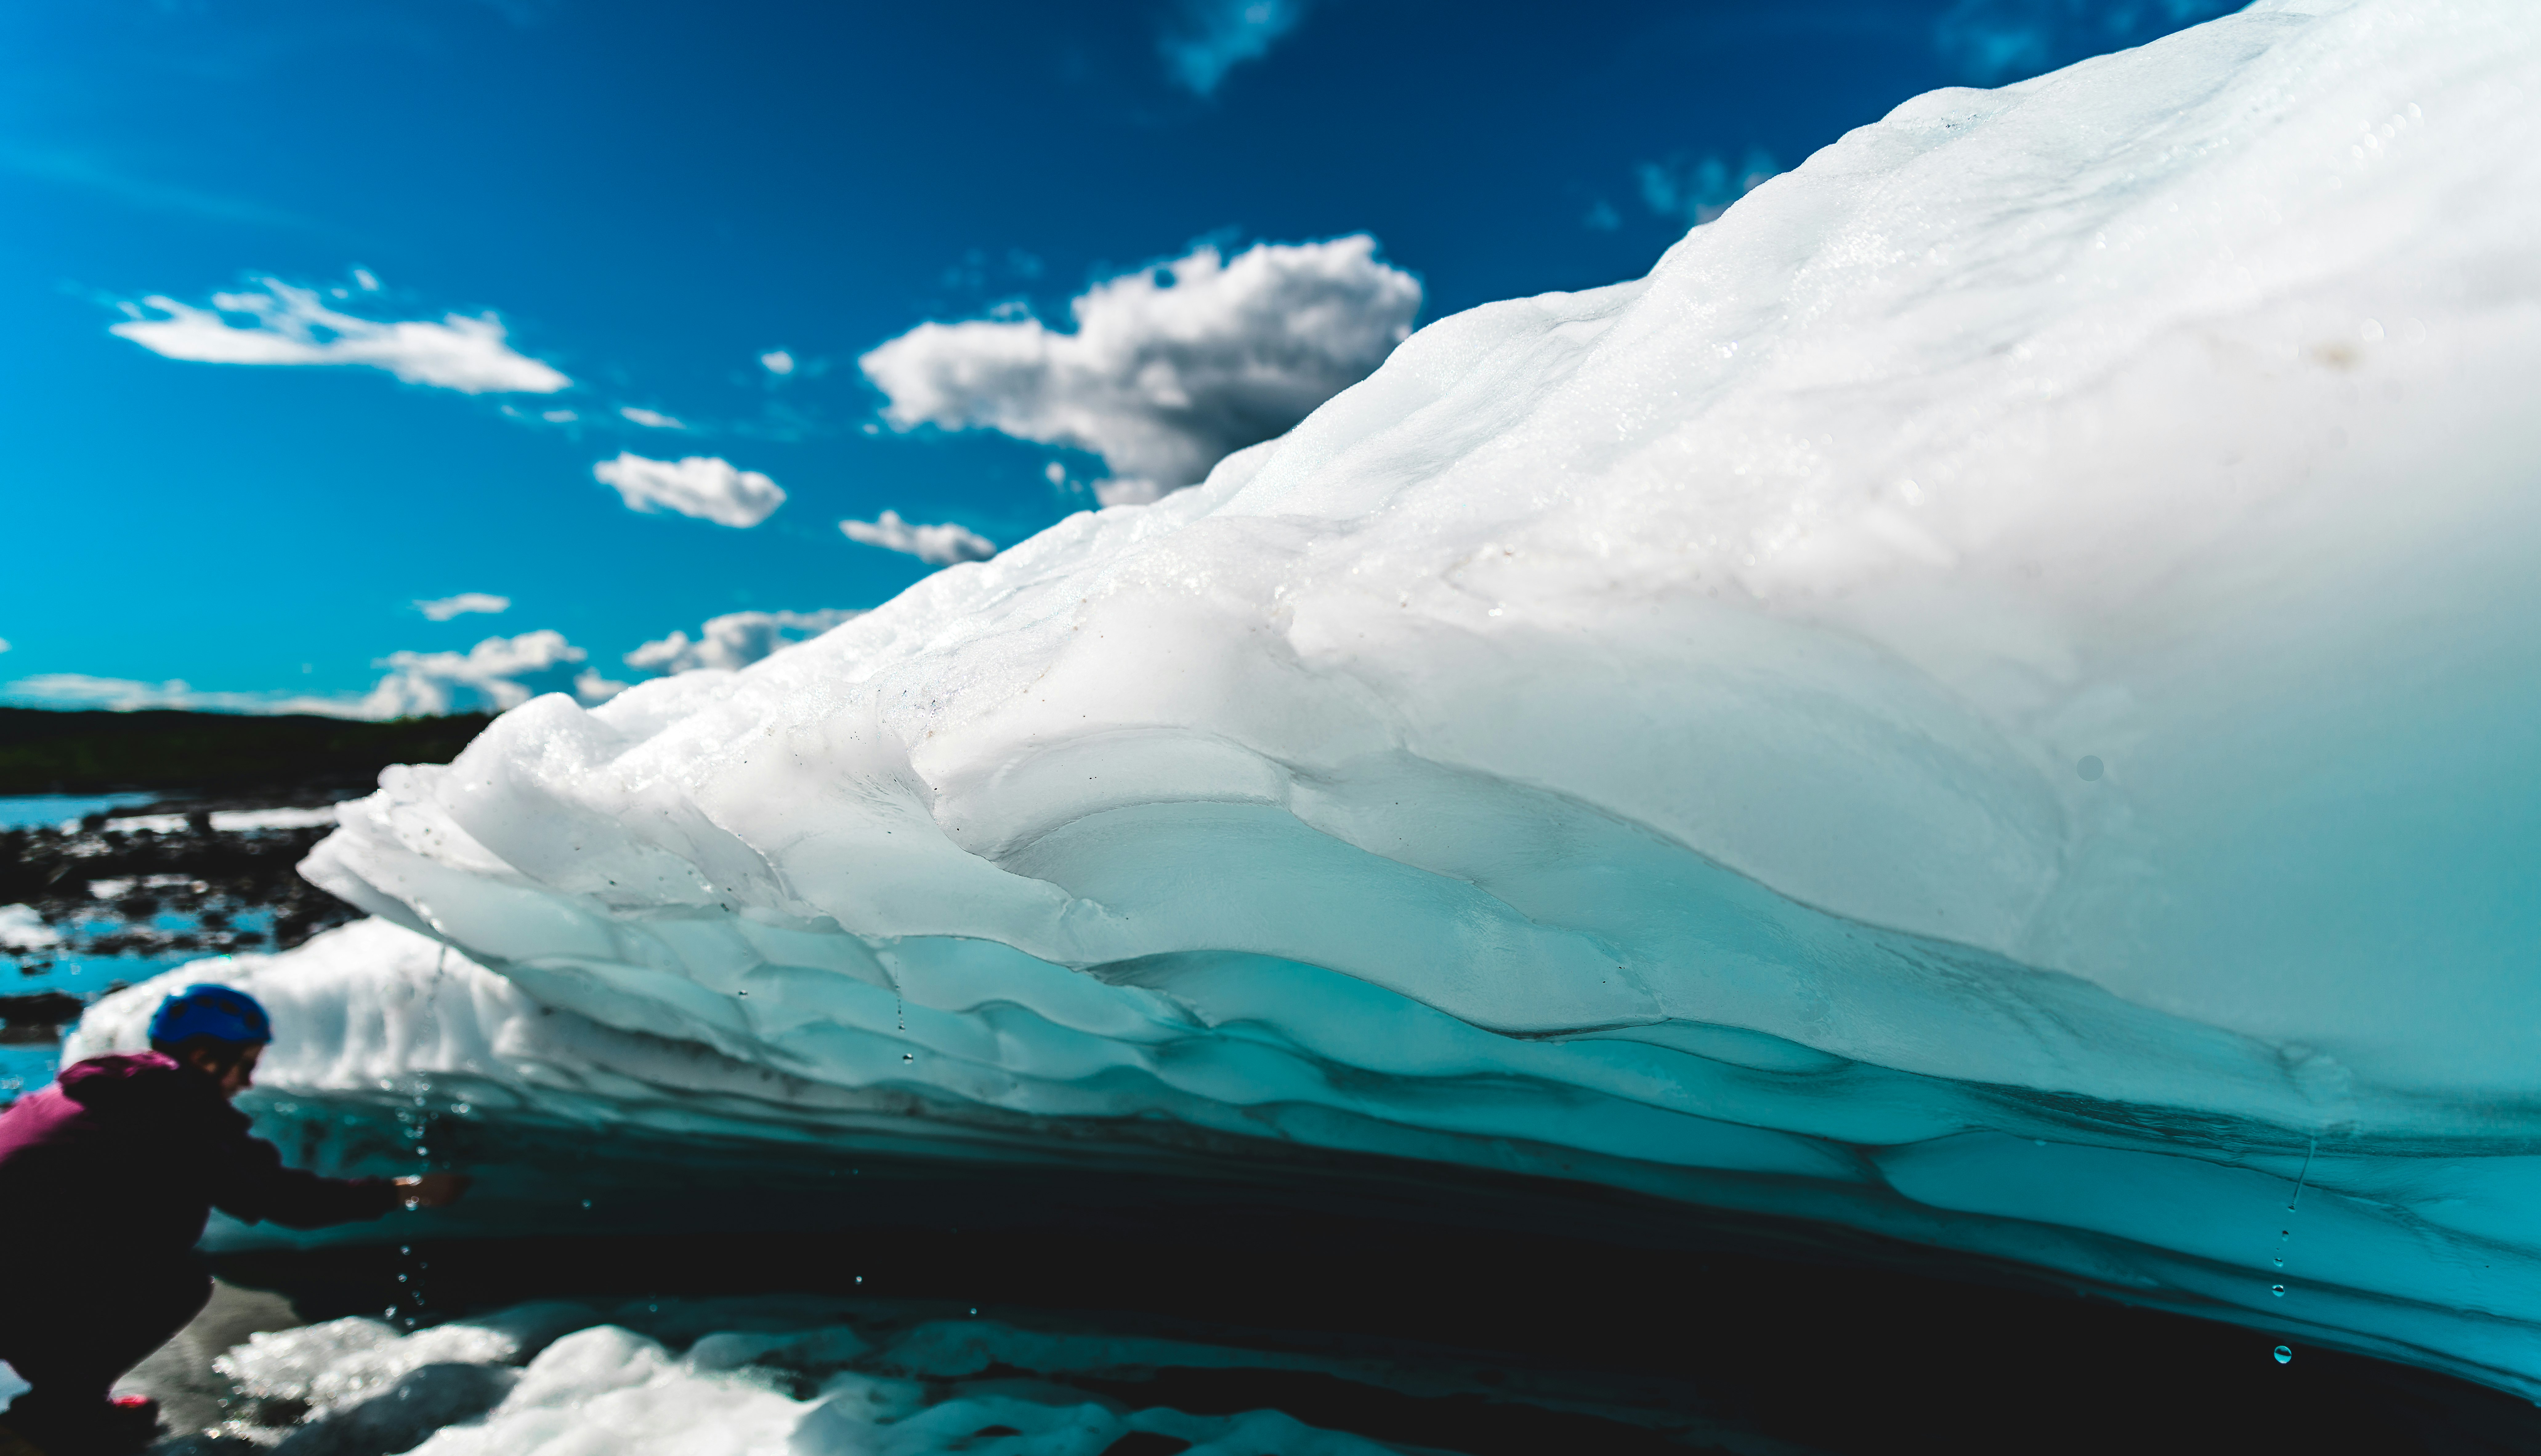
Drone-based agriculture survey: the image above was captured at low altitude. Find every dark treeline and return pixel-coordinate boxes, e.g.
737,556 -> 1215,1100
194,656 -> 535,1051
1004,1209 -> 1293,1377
0,708 -> 491,798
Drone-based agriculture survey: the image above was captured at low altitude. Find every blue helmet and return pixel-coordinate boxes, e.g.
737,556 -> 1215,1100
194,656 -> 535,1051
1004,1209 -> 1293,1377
149,984 -> 272,1047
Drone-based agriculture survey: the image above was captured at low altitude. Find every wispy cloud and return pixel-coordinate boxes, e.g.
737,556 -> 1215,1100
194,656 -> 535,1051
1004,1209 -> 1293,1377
592,453 -> 785,528
618,406 -> 686,429
415,592 -> 511,621
1636,150 -> 1780,228
1934,0 -> 2235,85
1,147 -> 313,230
625,608 -> 863,676
1,673 -> 366,718
110,278 -> 570,394
5,629 -> 597,719
839,511 -> 996,567
860,236 -> 1418,506
1161,0 -> 1311,95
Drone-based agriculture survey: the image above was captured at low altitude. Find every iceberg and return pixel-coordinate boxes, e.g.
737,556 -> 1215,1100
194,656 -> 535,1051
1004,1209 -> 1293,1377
72,0 -> 2541,1398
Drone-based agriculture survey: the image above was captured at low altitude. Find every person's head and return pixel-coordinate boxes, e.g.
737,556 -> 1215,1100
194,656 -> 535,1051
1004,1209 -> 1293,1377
147,984 -> 272,1098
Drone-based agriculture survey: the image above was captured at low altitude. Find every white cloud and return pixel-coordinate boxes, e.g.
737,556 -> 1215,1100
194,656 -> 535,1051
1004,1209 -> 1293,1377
415,592 -> 511,621
761,350 -> 796,375
352,268 -> 381,291
4,631 -> 590,719
0,638 -> 10,654
360,630 -> 586,717
625,608 -> 863,676
592,453 -> 786,528
1162,0 -> 1310,95
0,674 -> 368,717
109,279 -> 571,394
542,408 -> 578,423
860,236 -> 1419,504
619,406 -> 686,429
839,511 -> 996,567
573,668 -> 631,704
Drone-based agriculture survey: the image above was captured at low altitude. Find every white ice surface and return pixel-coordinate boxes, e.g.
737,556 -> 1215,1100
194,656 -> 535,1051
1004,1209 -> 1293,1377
0,904 -> 59,950
180,1299 -> 1424,1456
69,0 -> 2541,1394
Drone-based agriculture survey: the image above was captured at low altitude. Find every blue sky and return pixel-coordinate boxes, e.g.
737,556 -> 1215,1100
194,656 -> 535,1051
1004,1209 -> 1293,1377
0,0 -> 2231,716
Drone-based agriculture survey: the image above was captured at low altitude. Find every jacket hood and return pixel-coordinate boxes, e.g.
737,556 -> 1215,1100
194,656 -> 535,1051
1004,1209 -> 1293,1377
56,1051 -> 199,1110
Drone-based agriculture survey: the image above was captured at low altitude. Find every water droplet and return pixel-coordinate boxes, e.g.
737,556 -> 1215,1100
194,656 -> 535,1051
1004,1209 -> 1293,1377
969,1308 -> 978,1316
855,1275 -> 863,1284
2076,756 -> 2105,781
902,1052 -> 914,1062
400,1246 -> 411,1255
2274,1345 -> 2293,1364
581,1199 -> 593,1209
2271,1284 -> 2286,1297
2273,1257 -> 2284,1267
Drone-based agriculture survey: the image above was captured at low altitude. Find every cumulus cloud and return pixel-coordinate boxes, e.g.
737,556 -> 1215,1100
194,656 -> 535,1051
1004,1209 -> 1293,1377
592,453 -> 786,527
860,236 -> 1418,505
109,279 -> 570,394
573,668 -> 631,704
624,608 -> 863,676
415,592 -> 511,621
359,630 -> 586,717
1637,150 -> 1780,228
839,511 -> 996,567
1161,0 -> 1310,95
760,350 -> 796,376
618,406 -> 686,429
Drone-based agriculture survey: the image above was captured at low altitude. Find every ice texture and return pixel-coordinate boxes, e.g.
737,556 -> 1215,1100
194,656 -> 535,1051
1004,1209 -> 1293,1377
167,1299 -> 1427,1455
70,0 -> 2541,1393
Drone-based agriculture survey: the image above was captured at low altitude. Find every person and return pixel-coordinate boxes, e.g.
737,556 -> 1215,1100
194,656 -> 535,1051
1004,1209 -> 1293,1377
0,984 -> 467,1454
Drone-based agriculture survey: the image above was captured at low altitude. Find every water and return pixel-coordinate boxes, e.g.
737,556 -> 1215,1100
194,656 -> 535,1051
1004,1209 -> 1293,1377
0,792 -> 160,830
180,1120 -> 2539,1456
1,909 -> 279,1098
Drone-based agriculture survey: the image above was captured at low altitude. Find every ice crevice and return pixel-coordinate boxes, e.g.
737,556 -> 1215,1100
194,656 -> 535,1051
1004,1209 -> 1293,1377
70,0 -> 2541,1396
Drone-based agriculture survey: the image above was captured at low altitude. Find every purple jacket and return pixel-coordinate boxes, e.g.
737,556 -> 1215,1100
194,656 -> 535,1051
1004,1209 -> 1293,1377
0,1052 -> 398,1260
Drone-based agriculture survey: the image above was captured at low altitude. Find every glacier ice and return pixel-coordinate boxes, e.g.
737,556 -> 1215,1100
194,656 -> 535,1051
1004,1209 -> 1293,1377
182,1297 -> 1424,1456
68,0 -> 2541,1396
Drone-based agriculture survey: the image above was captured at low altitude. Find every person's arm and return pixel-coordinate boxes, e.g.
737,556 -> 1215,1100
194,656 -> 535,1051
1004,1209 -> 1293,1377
208,1129 -> 461,1229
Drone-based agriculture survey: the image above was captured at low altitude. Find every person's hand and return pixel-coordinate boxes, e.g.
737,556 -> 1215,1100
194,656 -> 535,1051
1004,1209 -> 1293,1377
394,1172 -> 472,1209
